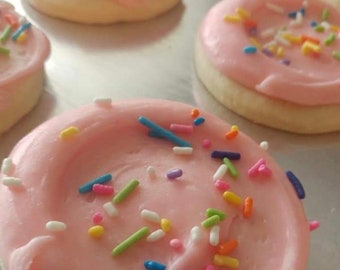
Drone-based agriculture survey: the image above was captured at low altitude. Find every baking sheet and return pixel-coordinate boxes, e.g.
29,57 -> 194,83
1,0 -> 339,269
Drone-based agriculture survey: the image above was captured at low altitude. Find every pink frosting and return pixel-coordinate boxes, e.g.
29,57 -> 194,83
199,0 -> 340,106
0,1 -> 50,111
0,99 -> 309,269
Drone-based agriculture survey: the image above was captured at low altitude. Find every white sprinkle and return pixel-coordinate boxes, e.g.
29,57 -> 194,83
209,225 -> 220,246
260,28 -> 276,39
1,158 -> 13,175
2,177 -> 21,187
275,34 -> 291,47
320,21 -> 331,30
141,209 -> 161,223
172,146 -> 193,155
45,221 -> 67,232
290,11 -> 304,27
190,226 -> 202,243
263,40 -> 277,49
93,97 -> 112,106
146,229 -> 166,242
103,202 -> 118,217
213,164 -> 228,181
259,141 -> 269,150
266,2 -> 285,14
146,166 -> 156,178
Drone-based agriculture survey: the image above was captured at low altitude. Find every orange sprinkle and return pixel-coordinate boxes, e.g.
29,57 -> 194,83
243,19 -> 257,29
4,14 -> 19,28
301,35 -> 320,45
16,32 -> 27,43
217,239 -> 238,255
225,129 -> 238,140
243,196 -> 253,218
191,108 -> 200,118
330,25 -> 340,32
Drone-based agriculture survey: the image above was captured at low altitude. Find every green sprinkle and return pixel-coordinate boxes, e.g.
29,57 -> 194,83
324,33 -> 336,46
113,179 -> 139,204
332,50 -> 340,60
201,215 -> 220,228
0,46 -> 10,55
206,208 -> 227,221
322,8 -> 329,21
223,158 -> 238,178
111,226 -> 149,256
0,25 -> 12,43
314,25 -> 325,32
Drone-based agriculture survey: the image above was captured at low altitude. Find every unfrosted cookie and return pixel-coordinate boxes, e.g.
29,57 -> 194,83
28,0 -> 181,24
195,0 -> 340,134
0,1 -> 50,135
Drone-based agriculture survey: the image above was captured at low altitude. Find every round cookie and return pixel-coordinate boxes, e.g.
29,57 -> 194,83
0,99 -> 310,269
0,1 -> 50,135
27,0 -> 181,24
195,0 -> 340,134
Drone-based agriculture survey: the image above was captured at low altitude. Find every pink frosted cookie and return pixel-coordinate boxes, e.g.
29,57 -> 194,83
195,0 -> 340,134
0,99 -> 312,269
0,1 -> 50,135
27,0 -> 181,24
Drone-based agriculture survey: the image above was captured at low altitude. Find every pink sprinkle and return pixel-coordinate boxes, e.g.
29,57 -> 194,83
170,239 -> 183,250
170,123 -> 194,134
309,220 -> 320,231
258,164 -> 272,177
214,179 -> 230,192
202,139 -> 212,148
248,158 -> 265,177
206,265 -> 216,270
92,184 -> 114,195
92,212 -> 104,224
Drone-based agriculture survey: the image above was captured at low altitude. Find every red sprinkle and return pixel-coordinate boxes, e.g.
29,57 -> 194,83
4,14 -> 19,28
92,184 -> 114,195
243,19 -> 257,29
92,212 -> 104,224
214,180 -> 230,192
309,220 -> 320,231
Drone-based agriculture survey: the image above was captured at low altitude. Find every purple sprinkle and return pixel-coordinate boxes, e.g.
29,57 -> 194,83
280,59 -> 291,65
262,48 -> 274,57
310,20 -> 318,27
166,168 -> 183,180
211,150 -> 241,160
286,171 -> 305,199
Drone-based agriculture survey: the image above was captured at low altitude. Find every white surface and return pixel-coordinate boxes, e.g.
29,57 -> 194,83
1,0 -> 339,269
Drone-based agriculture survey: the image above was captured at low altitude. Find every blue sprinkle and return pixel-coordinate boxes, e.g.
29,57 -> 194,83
288,11 -> 297,18
78,173 -> 112,193
310,20 -> 318,27
211,150 -> 241,160
193,117 -> 205,126
286,171 -> 305,199
144,260 -> 166,270
138,116 -> 191,147
243,45 -> 257,54
11,22 -> 31,41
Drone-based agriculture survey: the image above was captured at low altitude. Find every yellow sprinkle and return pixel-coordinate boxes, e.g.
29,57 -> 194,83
223,191 -> 242,206
301,41 -> 321,55
249,37 -> 262,49
16,32 -> 27,43
213,254 -> 239,268
161,218 -> 172,233
276,46 -> 284,57
330,25 -> 340,32
231,125 -> 239,132
224,15 -> 242,23
59,126 -> 79,139
282,33 -> 302,44
88,225 -> 104,238
236,7 -> 251,19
